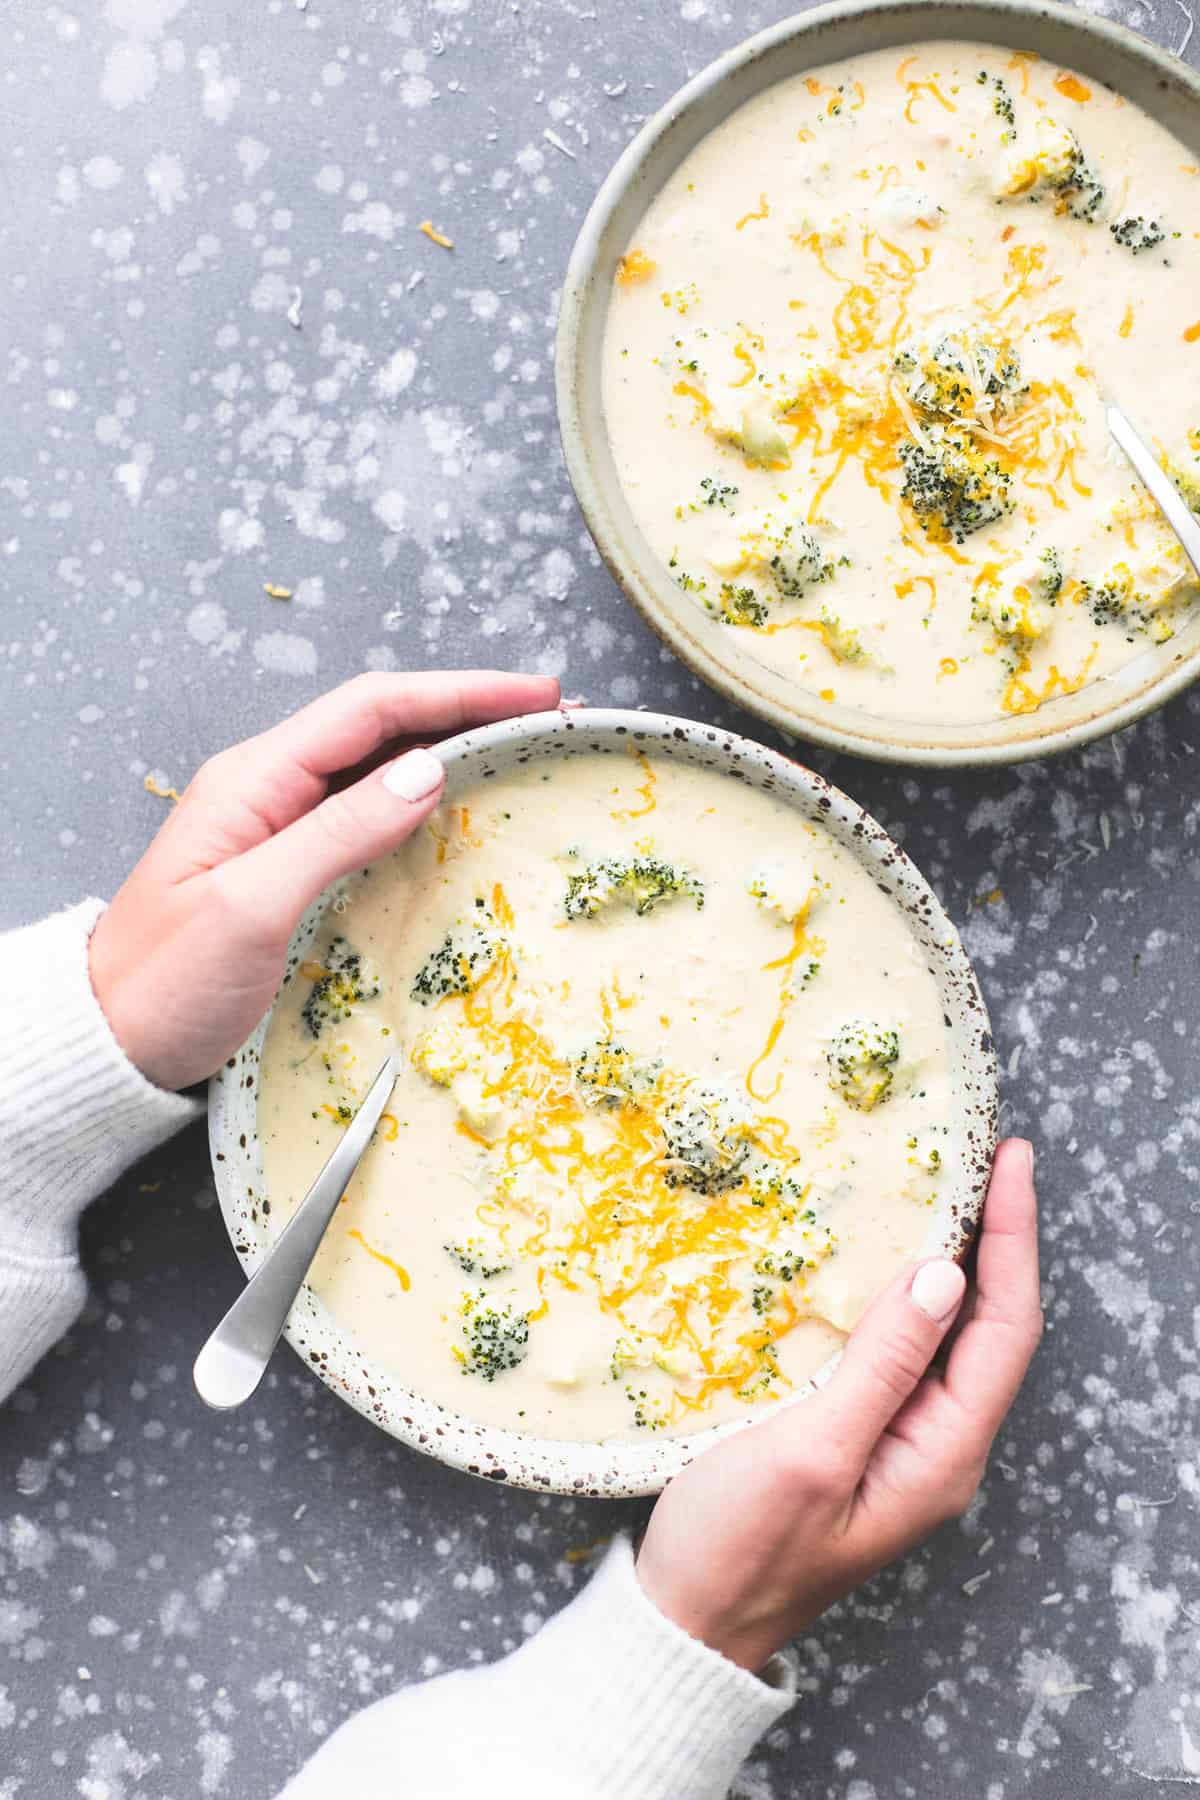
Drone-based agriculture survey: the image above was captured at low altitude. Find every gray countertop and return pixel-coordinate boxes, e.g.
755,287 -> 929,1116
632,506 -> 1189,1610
3,2 -> 1200,1794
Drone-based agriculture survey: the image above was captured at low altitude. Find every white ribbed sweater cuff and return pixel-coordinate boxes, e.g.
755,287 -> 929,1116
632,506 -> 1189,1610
0,899 -> 202,1251
496,1535 -> 796,1798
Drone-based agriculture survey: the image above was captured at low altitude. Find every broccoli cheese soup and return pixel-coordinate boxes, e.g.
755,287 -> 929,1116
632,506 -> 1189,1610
602,43 -> 1200,726
258,747 -> 957,1442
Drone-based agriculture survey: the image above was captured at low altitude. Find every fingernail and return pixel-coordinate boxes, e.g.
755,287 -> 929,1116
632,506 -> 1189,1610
1020,1139 -> 1035,1181
911,1259 -> 966,1324
382,747 -> 444,803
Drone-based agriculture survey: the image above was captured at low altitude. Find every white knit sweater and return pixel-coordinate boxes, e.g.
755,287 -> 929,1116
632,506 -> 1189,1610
0,901 -> 797,1799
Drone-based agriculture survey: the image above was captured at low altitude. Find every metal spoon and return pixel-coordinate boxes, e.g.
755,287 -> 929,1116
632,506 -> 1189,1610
193,1053 -> 398,1410
1107,404 -> 1200,582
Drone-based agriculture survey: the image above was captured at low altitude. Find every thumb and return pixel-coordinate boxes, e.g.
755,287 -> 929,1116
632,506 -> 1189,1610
216,746 -> 446,933
808,1258 -> 967,1474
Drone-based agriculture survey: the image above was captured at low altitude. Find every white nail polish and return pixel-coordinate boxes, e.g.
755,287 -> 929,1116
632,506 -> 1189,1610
911,1259 -> 966,1324
382,747 -> 444,803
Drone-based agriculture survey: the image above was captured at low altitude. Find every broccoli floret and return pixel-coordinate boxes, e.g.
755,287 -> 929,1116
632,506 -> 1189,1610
826,1021 -> 901,1112
766,523 -> 831,600
301,936 -> 382,1039
977,69 -> 1016,140
998,119 -> 1104,220
563,853 -> 705,920
713,581 -> 769,626
1168,459 -> 1200,515
819,608 -> 866,664
1081,563 -> 1176,643
574,1040 -> 662,1108
661,1081 -> 751,1194
1039,546 -> 1064,602
445,1239 -> 512,1280
894,330 -> 1025,425
1110,214 -> 1166,255
754,1246 -> 812,1283
746,1169 -> 816,1221
699,476 -> 739,508
900,429 -> 1013,543
411,900 -> 503,1005
458,1289 -> 530,1381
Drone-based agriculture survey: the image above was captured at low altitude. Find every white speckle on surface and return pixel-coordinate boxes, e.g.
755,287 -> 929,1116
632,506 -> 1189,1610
83,154 -> 124,190
197,1729 -> 233,1794
374,348 -> 418,398
343,199 -> 400,241
99,0 -> 185,111
196,43 -> 240,123
253,631 -> 318,676
217,508 -> 264,553
236,135 -> 269,178
115,442 -> 154,506
145,151 -> 186,213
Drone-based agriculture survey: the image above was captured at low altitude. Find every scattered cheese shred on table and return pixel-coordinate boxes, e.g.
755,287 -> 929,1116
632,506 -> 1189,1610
419,219 -> 454,249
144,774 -> 180,804
263,582 -> 293,600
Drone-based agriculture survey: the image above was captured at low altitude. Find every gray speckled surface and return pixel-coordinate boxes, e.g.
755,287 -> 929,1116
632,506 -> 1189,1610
3,2 -> 1200,1795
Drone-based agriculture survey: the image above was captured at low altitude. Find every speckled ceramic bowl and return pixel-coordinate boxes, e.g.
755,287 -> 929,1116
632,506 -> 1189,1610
555,0 -> 1200,766
208,709 -> 998,1496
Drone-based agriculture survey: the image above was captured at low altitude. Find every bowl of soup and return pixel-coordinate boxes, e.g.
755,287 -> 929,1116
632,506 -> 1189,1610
208,709 -> 997,1495
555,0 -> 1200,764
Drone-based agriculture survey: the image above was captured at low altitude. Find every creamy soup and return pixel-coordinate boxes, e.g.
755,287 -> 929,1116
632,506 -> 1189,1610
602,43 -> 1200,726
259,749 -> 958,1442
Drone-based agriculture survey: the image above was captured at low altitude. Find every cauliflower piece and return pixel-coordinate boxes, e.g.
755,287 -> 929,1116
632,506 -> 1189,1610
748,861 -> 825,925
711,396 -> 792,468
451,1071 -> 505,1139
772,356 -> 843,419
973,546 -> 1062,644
411,1022 -> 504,1137
874,186 -> 943,231
903,1131 -> 947,1206
826,1021 -> 901,1112
661,1080 -> 752,1194
789,208 -> 849,249
610,1335 -> 694,1381
411,1020 -> 475,1088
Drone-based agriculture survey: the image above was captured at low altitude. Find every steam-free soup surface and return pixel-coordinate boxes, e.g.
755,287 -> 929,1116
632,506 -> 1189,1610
603,42 -> 1200,725
259,749 -> 956,1441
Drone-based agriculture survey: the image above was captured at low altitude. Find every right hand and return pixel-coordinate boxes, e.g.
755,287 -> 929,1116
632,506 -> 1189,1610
636,1138 -> 1042,1673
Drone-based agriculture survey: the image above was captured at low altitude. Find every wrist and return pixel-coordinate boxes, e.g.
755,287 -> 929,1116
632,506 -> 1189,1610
87,904 -> 170,1091
634,1548 -> 788,1676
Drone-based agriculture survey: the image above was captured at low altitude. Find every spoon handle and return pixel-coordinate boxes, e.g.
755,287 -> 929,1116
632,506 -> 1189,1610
193,1053 -> 398,1410
1107,405 -> 1200,584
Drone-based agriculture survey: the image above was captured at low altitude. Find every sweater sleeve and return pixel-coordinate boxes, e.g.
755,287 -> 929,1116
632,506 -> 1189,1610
0,900 -> 203,1401
278,1535 -> 797,1800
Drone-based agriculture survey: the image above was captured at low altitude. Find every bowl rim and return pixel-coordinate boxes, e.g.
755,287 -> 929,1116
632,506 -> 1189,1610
554,0 -> 1200,767
208,706 -> 998,1497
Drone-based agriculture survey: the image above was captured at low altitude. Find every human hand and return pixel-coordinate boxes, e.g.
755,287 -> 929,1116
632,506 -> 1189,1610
88,670 -> 560,1092
636,1138 -> 1041,1673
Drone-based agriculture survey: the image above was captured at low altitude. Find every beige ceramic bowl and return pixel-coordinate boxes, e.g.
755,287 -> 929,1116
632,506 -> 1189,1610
555,0 -> 1200,765
209,709 -> 998,1496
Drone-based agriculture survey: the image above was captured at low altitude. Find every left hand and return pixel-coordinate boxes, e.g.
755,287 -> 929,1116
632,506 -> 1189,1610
88,670 -> 560,1091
